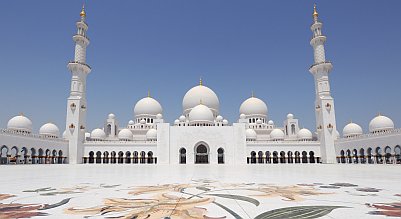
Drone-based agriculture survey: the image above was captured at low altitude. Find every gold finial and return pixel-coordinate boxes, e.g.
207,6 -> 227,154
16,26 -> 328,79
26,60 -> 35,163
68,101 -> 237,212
200,99 -> 203,105
251,91 -> 254,98
147,90 -> 151,98
378,112 -> 382,116
80,4 -> 86,17
199,77 -> 203,86
19,112 -> 24,116
349,119 -> 353,124
313,3 -> 319,19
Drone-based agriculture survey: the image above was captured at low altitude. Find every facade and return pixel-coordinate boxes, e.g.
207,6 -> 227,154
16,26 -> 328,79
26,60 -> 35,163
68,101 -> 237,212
0,5 -> 400,165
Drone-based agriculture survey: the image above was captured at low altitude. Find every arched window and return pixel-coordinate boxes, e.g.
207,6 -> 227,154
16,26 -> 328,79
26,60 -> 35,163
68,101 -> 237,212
280,151 -> 286,163
103,151 -> 109,164
346,150 -> 351,163
218,148 -> 224,164
265,151 -> 271,164
96,151 -> 102,164
359,148 -> 365,164
287,151 -> 293,163
140,151 -> 146,164
257,151 -> 264,164
309,151 -> 315,163
353,149 -> 358,164
126,151 -> 132,164
301,151 -> 308,163
367,148 -> 373,164
147,151 -> 153,164
272,151 -> 278,164
110,151 -> 117,164
384,146 -> 392,164
395,146 -> 401,164
291,124 -> 296,135
118,151 -> 124,164
376,147 -> 383,164
340,150 -> 345,163
88,151 -> 94,164
250,151 -> 256,164
179,148 -> 186,164
133,151 -> 138,164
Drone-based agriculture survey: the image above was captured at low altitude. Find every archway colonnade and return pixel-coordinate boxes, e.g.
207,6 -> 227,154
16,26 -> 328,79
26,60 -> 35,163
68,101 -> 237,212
84,150 -> 157,164
0,145 -> 65,165
247,150 -> 319,164
338,145 -> 401,164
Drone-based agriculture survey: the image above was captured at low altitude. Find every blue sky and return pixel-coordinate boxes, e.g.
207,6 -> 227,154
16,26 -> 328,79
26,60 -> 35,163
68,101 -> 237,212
0,0 -> 400,134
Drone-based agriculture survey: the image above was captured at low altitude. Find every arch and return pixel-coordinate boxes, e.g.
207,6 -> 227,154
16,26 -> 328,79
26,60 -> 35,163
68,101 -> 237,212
133,151 -> 138,164
10,146 -> 19,164
395,146 -> 401,164
294,151 -> 300,163
272,151 -> 278,164
352,149 -> 358,164
147,151 -> 154,164
217,148 -> 224,164
346,150 -> 351,163
340,150 -> 345,163
179,148 -> 186,164
258,151 -> 264,164
194,142 -> 209,164
118,151 -> 124,164
89,151 -> 95,164
359,148 -> 366,164
140,151 -> 146,164
45,149 -> 50,164
384,146 -> 392,164
51,150 -> 57,164
301,151 -> 308,163
291,124 -> 296,135
0,146 -> 9,164
20,147 -> 28,164
250,151 -> 257,164
126,151 -> 132,164
287,151 -> 293,163
375,147 -> 383,164
58,150 -> 64,164
110,151 -> 117,164
103,151 -> 109,164
106,124 -> 112,135
280,151 -> 286,163
38,148 -> 44,164
367,148 -> 373,164
265,151 -> 271,164
96,151 -> 102,164
309,151 -> 315,163
30,148 -> 37,164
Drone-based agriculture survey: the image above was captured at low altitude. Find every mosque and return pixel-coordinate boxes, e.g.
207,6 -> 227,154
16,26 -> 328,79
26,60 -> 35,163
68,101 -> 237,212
1,5 -> 400,166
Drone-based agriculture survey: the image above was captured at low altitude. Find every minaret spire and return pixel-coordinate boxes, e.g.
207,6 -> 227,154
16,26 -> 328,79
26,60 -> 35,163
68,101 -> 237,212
65,5 -> 92,164
309,4 -> 337,164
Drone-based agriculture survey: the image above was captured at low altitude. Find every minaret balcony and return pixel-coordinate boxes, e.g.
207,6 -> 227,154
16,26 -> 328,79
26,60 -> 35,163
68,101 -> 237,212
310,35 -> 326,46
68,61 -> 91,74
309,61 -> 332,74
73,34 -> 90,45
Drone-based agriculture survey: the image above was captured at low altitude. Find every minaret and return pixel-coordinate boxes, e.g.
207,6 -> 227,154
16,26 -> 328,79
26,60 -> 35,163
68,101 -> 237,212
65,5 -> 91,164
309,4 -> 337,163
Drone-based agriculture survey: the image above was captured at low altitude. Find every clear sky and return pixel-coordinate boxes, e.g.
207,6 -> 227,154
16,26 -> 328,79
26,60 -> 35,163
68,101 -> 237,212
0,0 -> 400,134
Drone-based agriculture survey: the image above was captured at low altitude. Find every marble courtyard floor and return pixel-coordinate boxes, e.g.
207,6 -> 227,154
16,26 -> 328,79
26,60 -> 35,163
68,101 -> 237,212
0,164 -> 400,219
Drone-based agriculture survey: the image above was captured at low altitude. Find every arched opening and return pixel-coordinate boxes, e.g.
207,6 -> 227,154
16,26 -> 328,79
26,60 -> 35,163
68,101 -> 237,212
309,151 -> 315,163
340,150 -> 345,163
96,151 -> 102,164
179,148 -> 186,164
0,146 -> 9,164
258,151 -> 264,164
217,148 -> 224,164
272,151 -> 278,164
103,151 -> 109,164
51,150 -> 57,164
353,149 -> 358,164
376,147 -> 383,164
38,149 -> 44,164
294,151 -> 300,163
133,151 -> 138,164
31,148 -> 37,164
287,151 -> 293,163
45,149 -> 50,164
384,146 -> 392,164
395,146 -> 401,164
367,148 -> 373,164
58,150 -> 63,164
147,151 -> 153,164
126,151 -> 131,164
265,151 -> 271,164
88,151 -> 95,164
346,150 -> 351,163
280,151 -> 286,163
291,124 -> 296,135
359,148 -> 365,164
250,151 -> 256,164
118,151 -> 124,164
195,144 -> 209,164
110,151 -> 117,164
106,124 -> 111,135
140,151 -> 146,164
301,151 -> 308,163
10,146 -> 19,164
21,147 -> 28,164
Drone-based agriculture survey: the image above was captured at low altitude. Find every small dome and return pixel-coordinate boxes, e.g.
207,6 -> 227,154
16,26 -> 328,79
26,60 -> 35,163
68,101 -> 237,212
270,128 -> 285,140
256,119 -> 262,124
7,115 -> 33,133
183,84 -> 220,114
297,128 -> 313,140
240,114 -> 246,119
108,113 -> 115,119
223,119 -> 228,125
369,115 -> 394,133
239,97 -> 268,116
62,130 -> 67,139
287,113 -> 294,119
39,123 -> 60,137
146,128 -> 157,140
179,115 -> 186,122
134,97 -> 163,117
140,119 -> 146,124
85,132 -> 91,139
156,113 -> 163,119
90,128 -> 106,140
268,120 -> 274,125
245,128 -> 257,140
128,120 -> 135,125
343,122 -> 363,137
189,104 -> 214,123
216,115 -> 223,122
118,129 -> 133,140
174,119 -> 180,125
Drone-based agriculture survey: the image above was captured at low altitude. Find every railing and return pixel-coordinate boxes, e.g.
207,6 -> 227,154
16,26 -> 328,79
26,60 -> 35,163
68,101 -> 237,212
336,128 -> 401,142
247,140 -> 320,145
309,61 -> 332,69
0,129 -> 67,142
83,157 -> 157,164
84,140 -> 157,145
68,60 -> 91,69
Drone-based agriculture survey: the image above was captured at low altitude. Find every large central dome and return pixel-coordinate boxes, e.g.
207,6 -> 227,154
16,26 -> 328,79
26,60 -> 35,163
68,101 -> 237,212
182,80 -> 219,115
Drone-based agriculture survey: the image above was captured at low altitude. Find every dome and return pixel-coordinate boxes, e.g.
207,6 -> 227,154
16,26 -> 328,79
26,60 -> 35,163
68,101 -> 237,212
174,119 -> 180,125
369,115 -> 394,133
216,115 -> 223,122
118,129 -> 133,140
189,104 -> 214,123
39,123 -> 60,137
90,128 -> 106,140
297,128 -> 313,140
287,113 -> 294,119
270,128 -> 285,140
62,130 -> 67,139
256,119 -> 262,124
146,128 -> 157,140
223,119 -> 228,125
179,115 -> 186,122
128,120 -> 135,125
156,113 -> 163,119
108,113 -> 115,119
239,97 -> 268,116
183,84 -> 219,114
343,122 -> 363,137
134,97 -> 163,117
268,120 -> 274,125
7,115 -> 33,133
140,119 -> 146,124
246,128 -> 257,140
240,114 -> 246,119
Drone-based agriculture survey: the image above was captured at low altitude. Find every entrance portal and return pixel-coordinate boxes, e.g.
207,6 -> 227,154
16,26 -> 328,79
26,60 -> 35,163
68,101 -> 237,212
195,144 -> 209,164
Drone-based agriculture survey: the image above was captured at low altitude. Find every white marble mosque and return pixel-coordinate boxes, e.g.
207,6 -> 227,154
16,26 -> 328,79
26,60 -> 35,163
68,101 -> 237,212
1,4 -> 400,167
